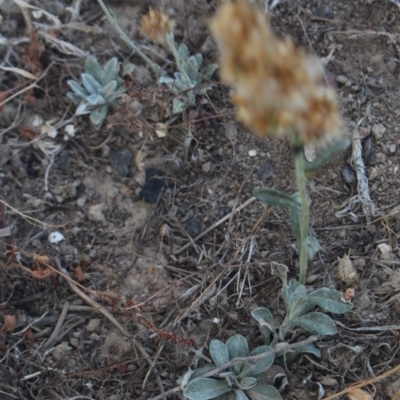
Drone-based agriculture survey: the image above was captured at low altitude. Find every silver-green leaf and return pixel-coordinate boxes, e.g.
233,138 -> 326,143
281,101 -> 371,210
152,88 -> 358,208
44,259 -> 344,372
246,384 -> 283,400
184,378 -> 231,400
288,312 -> 337,336
209,340 -> 229,367
253,188 -> 300,210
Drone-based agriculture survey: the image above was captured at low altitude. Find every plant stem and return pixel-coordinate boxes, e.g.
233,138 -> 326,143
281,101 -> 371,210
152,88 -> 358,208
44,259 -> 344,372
96,0 -> 160,76
165,33 -> 195,105
294,141 -> 309,284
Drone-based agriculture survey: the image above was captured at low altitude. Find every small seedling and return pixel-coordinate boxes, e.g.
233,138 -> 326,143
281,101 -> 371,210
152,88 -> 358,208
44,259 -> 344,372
67,57 -> 126,130
183,334 -> 282,400
159,37 -> 218,114
140,8 -> 218,114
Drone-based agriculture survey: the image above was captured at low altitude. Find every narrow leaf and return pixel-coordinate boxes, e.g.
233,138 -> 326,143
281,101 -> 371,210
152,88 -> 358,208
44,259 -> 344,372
253,188 -> 300,210
67,92 -> 84,105
178,43 -> 189,61
202,63 -> 218,80
209,340 -> 229,367
183,378 -> 231,400
283,280 -> 306,317
101,80 -> 118,99
101,57 -> 119,85
67,80 -> 89,98
81,73 -> 102,94
90,106 -> 108,129
289,193 -> 301,247
86,94 -> 106,106
85,56 -> 102,81
289,312 -> 337,335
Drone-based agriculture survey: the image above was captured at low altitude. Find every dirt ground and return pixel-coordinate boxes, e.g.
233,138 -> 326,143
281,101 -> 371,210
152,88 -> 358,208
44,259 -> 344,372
0,0 -> 400,399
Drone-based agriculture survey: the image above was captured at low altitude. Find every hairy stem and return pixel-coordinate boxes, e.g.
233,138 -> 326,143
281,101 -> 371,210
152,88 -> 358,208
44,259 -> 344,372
294,142 -> 309,284
96,0 -> 160,75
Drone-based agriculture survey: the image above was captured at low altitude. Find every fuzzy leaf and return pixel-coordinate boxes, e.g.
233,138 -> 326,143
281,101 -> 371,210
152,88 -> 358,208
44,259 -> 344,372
172,97 -> 187,114
90,105 -> 108,129
251,308 -> 276,345
173,72 -> 190,90
101,57 -> 119,85
85,56 -> 102,81
183,378 -> 231,400
270,262 -> 288,286
202,63 -> 218,80
295,343 -> 321,357
159,76 -> 174,88
178,43 -> 189,61
226,334 -> 249,375
288,312 -> 337,336
253,188 -> 300,210
305,236 -> 322,260
67,80 -> 89,98
239,377 -> 257,390
75,102 -> 91,115
289,287 -> 353,320
67,92 -> 84,105
183,55 -> 201,83
246,384 -> 282,400
251,308 -> 275,330
240,346 -> 275,378
86,93 -> 106,106
235,389 -> 250,400
304,138 -> 350,171
101,80 -> 118,99
81,73 -> 102,94
210,340 -> 229,367
282,280 -> 306,316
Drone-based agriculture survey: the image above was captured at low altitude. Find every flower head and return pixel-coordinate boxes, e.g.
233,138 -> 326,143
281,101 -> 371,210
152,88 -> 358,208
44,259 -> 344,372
210,0 -> 342,143
140,8 -> 175,44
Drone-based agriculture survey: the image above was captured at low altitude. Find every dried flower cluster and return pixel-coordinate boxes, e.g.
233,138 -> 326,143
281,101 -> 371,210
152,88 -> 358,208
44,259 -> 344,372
140,8 -> 175,44
211,0 -> 342,143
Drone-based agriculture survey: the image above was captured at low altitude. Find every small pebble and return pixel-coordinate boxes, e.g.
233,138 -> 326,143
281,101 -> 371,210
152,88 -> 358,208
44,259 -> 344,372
110,148 -> 133,178
140,168 -> 165,203
202,162 -> 212,172
86,318 -> 101,332
257,162 -> 274,180
372,124 -> 386,140
248,149 -> 257,157
389,144 -> 397,153
316,6 -> 334,19
185,219 -> 205,237
336,75 -> 348,85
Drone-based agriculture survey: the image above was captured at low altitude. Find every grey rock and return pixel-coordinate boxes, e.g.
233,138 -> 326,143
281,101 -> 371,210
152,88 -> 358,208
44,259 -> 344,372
257,162 -> 274,180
